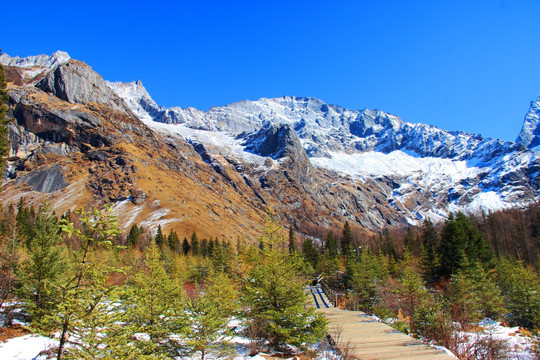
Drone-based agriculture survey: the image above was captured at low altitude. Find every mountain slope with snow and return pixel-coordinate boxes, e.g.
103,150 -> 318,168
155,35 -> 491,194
108,80 -> 540,222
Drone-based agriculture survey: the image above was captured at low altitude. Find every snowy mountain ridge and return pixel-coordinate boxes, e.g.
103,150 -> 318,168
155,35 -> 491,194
0,51 -> 71,82
107,81 -> 520,160
0,50 -> 70,68
108,80 -> 540,222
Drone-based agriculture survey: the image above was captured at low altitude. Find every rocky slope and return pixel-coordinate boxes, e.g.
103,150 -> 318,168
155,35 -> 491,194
1,51 -> 540,241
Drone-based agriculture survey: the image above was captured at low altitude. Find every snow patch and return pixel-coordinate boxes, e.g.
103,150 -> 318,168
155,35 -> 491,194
0,334 -> 58,360
144,121 -> 271,168
310,150 -> 483,180
111,199 -> 144,230
463,191 -> 509,213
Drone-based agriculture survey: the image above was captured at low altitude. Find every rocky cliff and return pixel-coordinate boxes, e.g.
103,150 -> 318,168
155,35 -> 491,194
516,95 -> 540,149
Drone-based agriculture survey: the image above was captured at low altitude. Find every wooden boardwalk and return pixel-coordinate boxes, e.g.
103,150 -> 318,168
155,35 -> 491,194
307,286 -> 456,360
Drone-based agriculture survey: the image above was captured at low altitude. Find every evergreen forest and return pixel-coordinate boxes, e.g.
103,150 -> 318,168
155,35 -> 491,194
0,198 -> 539,359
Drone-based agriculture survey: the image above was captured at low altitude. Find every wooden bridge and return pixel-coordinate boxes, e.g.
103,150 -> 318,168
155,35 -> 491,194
308,286 -> 456,360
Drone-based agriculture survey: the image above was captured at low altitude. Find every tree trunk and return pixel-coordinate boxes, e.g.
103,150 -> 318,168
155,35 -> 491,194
56,316 -> 70,360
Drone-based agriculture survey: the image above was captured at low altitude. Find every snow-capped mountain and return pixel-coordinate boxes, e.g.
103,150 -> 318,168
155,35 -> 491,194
108,80 -> 540,222
2,50 -> 540,235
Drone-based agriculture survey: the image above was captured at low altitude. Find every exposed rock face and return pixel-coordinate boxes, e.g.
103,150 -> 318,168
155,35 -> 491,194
9,86 -> 113,153
106,80 -> 206,126
37,60 -> 132,114
15,164 -> 68,193
243,123 -> 314,182
0,52 -> 278,240
516,95 -> 540,149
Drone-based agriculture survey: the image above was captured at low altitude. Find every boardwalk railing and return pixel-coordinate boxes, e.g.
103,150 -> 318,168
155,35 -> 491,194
320,281 -> 345,308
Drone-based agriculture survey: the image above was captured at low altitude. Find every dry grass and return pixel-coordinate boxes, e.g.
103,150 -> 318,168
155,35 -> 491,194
0,324 -> 32,343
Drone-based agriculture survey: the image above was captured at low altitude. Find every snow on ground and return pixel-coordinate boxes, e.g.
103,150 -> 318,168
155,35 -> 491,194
111,199 -> 180,234
312,150 -> 517,220
0,334 -> 58,360
0,320 -> 535,360
0,307 -> 536,360
0,331 -> 337,360
456,320 -> 537,360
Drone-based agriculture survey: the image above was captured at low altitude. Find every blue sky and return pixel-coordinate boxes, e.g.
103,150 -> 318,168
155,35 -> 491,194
1,0 -> 540,141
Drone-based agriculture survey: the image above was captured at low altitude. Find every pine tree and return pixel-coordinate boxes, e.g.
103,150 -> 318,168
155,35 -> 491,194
60,283 -> 128,360
207,238 -> 216,256
201,238 -> 208,257
438,213 -> 466,279
168,230 -> 179,252
16,197 -> 34,247
184,272 -> 238,360
17,204 -> 65,331
126,224 -> 140,247
182,237 -> 190,255
381,228 -> 397,260
420,238 -> 439,283
447,264 -> 484,328
499,261 -> 540,329
242,214 -> 327,348
438,212 -> 491,279
398,266 -> 427,318
122,242 -> 187,358
410,297 -> 454,348
191,231 -> 199,256
403,227 -> 418,255
0,241 -> 17,326
473,265 -> 504,320
302,238 -> 319,270
341,221 -> 353,256
210,240 -> 232,274
54,206 -> 122,360
325,231 -> 339,257
288,227 -> 296,254
345,248 -> 383,311
154,225 -> 165,248
420,218 -> 439,246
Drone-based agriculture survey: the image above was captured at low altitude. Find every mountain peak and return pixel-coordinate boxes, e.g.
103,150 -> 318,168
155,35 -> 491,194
516,95 -> 540,149
0,50 -> 70,69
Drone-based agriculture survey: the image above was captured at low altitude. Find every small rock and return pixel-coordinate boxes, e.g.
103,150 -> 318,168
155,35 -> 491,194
130,188 -> 147,205
87,150 -> 108,162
